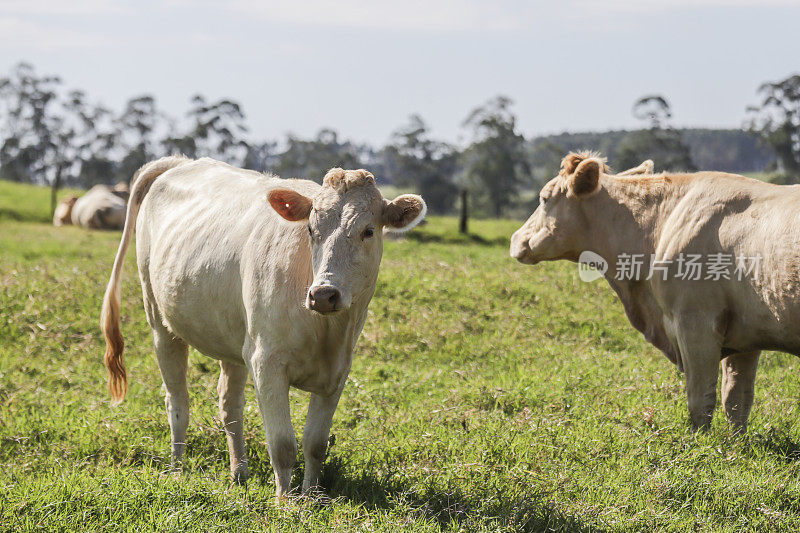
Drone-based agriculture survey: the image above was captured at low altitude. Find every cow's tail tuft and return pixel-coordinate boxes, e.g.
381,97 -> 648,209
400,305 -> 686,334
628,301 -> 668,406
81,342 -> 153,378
101,155 -> 190,404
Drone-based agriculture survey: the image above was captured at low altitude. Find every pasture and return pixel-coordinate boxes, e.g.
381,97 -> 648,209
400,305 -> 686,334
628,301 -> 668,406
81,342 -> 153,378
2,180 -> 800,531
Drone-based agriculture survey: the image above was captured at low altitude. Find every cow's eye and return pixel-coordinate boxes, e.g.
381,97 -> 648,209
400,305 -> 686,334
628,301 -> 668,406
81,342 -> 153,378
362,227 -> 374,239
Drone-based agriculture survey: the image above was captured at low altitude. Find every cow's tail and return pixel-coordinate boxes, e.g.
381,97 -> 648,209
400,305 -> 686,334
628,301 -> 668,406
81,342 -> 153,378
101,155 -> 189,404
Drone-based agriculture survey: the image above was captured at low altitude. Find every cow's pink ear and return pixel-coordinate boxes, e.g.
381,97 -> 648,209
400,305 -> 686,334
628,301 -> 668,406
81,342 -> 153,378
267,189 -> 313,221
565,159 -> 602,199
383,194 -> 427,232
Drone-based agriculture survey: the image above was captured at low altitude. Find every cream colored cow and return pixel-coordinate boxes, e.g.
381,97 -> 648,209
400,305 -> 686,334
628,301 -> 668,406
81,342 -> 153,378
53,184 -> 127,229
511,151 -> 800,432
101,156 -> 426,499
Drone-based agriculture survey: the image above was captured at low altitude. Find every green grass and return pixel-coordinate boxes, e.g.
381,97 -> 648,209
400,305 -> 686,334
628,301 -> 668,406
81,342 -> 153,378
2,180 -> 800,531
0,180 -> 82,223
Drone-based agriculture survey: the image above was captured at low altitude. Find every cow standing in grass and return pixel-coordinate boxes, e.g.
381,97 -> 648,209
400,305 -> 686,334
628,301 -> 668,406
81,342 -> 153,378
510,151 -> 800,432
101,156 -> 426,499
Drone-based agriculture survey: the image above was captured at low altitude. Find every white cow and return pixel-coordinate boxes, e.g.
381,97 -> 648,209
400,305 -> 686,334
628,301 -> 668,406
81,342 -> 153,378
53,184 -> 127,229
101,156 -> 426,499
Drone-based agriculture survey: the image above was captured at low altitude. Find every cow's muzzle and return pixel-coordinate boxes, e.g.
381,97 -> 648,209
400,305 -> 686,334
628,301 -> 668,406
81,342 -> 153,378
307,285 -> 343,314
509,233 -> 537,265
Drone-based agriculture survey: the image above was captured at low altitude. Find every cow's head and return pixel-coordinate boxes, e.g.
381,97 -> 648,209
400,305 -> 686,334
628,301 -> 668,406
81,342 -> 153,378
112,181 -> 130,201
53,195 -> 78,227
268,168 -> 426,314
510,152 -> 607,265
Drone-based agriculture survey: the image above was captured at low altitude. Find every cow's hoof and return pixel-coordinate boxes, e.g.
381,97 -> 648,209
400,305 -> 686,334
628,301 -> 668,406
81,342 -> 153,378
231,464 -> 250,485
729,423 -> 748,437
167,460 -> 184,475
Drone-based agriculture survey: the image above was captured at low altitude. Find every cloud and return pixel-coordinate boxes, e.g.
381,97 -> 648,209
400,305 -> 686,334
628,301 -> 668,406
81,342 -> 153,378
222,0 -> 800,34
573,0 -> 800,10
0,0 -> 126,16
227,0 -> 524,32
0,16 -> 110,50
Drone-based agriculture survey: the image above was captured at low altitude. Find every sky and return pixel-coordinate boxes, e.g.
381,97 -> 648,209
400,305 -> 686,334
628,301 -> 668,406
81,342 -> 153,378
1,0 -> 799,147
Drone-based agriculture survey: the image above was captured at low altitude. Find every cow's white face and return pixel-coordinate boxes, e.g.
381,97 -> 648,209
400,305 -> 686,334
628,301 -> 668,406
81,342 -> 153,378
269,168 -> 426,315
510,155 -> 604,265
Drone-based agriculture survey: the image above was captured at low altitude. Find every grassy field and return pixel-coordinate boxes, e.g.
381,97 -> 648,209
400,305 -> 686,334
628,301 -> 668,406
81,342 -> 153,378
2,181 -> 800,531
0,180 -> 81,224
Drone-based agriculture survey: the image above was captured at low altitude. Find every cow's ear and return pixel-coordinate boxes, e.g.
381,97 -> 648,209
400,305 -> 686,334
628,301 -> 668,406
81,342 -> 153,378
617,159 -> 654,176
383,194 -> 427,232
565,159 -> 603,199
268,189 -> 313,221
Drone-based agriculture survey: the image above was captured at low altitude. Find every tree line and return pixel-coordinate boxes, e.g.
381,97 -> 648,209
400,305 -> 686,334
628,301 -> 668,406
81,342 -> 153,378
0,62 -> 796,227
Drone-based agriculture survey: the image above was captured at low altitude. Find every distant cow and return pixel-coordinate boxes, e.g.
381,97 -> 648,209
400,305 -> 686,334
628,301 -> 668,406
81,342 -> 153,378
53,184 -> 127,230
101,157 -> 426,499
510,151 -> 800,432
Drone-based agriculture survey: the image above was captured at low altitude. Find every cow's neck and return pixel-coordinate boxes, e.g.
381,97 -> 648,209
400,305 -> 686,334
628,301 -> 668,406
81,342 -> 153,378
581,177 -> 686,366
586,177 -> 685,261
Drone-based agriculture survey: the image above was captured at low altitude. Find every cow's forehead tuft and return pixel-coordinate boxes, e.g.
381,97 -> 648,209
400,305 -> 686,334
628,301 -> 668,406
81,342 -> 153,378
322,168 -> 377,193
313,181 -> 383,216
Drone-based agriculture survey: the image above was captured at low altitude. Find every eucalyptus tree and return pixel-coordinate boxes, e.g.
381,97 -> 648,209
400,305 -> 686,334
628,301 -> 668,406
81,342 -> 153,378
747,74 -> 800,176
383,114 -> 458,214
461,96 -> 530,221
616,95 -> 695,172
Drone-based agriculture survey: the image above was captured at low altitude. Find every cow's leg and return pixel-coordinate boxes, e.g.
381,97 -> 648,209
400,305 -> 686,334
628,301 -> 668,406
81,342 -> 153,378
152,326 -> 190,466
302,388 -> 343,493
218,361 -> 250,484
721,350 -> 760,434
676,323 -> 721,431
247,347 -> 296,501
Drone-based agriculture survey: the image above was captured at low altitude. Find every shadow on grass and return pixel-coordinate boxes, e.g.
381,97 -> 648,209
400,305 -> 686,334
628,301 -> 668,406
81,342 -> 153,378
56,432 -> 599,531
746,427 -> 800,463
0,208 -> 43,223
318,456 -> 600,532
403,231 -> 509,247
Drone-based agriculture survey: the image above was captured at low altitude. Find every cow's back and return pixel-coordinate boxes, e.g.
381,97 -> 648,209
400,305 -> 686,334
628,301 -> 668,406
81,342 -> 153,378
654,175 -> 800,355
136,159 -> 318,363
72,185 -> 127,229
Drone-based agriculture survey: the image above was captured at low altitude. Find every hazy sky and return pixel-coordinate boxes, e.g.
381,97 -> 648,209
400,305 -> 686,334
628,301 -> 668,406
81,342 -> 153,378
1,0 -> 799,146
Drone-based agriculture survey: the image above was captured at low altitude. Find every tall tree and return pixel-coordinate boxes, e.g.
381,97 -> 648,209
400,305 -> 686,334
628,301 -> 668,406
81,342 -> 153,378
274,128 -> 361,181
244,140 -> 279,173
0,62 -> 62,186
616,95 -> 695,171
163,94 -> 249,165
65,90 -> 117,188
115,95 -> 165,182
747,74 -> 800,176
383,114 -> 458,213
0,63 -> 104,214
461,95 -> 530,219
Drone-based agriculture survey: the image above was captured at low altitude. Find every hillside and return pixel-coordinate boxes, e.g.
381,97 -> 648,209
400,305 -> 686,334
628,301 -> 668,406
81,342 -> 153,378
532,128 -> 774,173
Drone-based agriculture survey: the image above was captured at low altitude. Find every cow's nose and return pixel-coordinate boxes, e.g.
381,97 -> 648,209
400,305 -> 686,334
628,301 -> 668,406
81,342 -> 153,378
509,233 -> 531,261
308,285 -> 342,314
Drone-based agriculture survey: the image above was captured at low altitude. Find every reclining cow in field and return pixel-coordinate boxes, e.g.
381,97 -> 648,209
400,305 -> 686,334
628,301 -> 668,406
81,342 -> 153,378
101,156 -> 426,499
510,151 -> 800,432
53,184 -> 128,230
